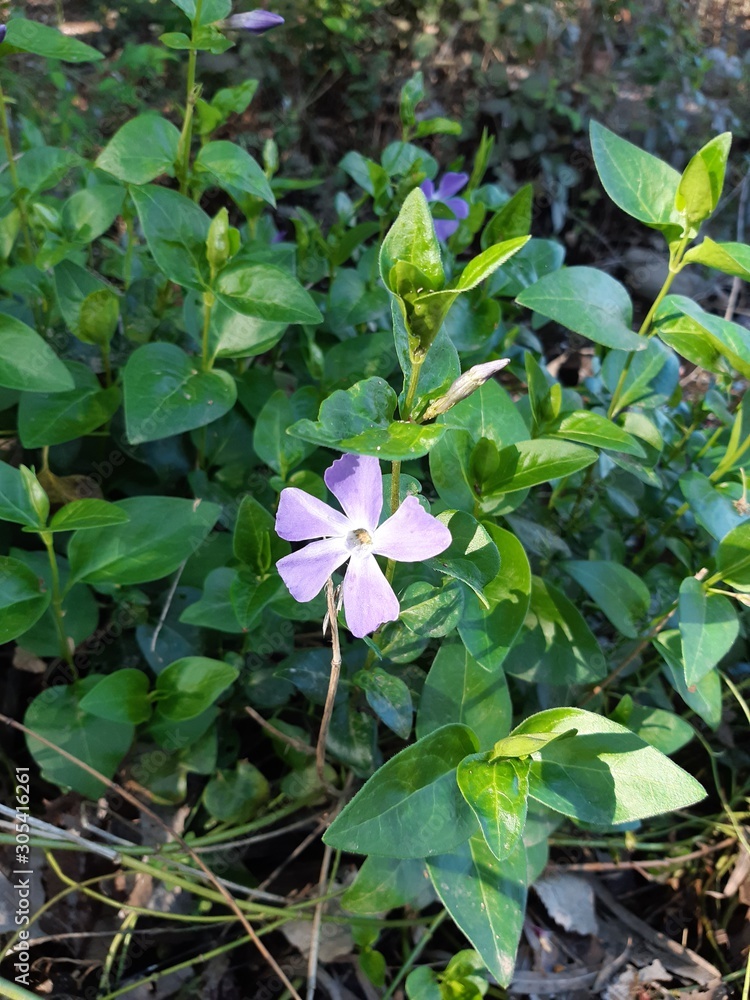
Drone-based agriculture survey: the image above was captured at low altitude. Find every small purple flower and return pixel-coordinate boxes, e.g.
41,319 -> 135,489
0,25 -> 7,44
421,171 -> 470,241
225,9 -> 285,34
275,453 -> 452,638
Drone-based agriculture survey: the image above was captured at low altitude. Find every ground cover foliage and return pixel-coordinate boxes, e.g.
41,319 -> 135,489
0,3 -> 749,998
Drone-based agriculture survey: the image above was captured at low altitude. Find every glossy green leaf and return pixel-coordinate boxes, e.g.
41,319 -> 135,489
253,388 -> 318,477
18,361 -> 121,447
490,729 -> 578,761
68,496 -> 221,586
203,761 -> 270,823
0,556 -> 51,642
12,550 -> 98,657
680,470 -> 749,542
683,238 -> 750,280
399,578 -> 464,637
180,567 -> 245,634
513,707 -> 706,823
323,724 -> 479,858
342,856 -> 433,915
233,495 -> 288,574
130,185 -> 211,289
612,697 -> 695,756
458,524 -> 531,672
0,461 -> 47,528
417,644 -> 511,750
602,337 -> 679,414
47,500 -> 130,533
675,133 -> 731,227
653,296 -> 724,373
659,295 -> 750,378
380,187 -> 443,290
154,656 -> 238,721
678,577 -> 738,686
485,439 -> 596,494
5,17 -> 104,61
209,299 -> 287,359
96,115 -> 180,184
457,755 -> 529,861
481,184 -> 533,248
589,120 -> 682,235
25,678 -> 133,799
289,377 -> 445,460
716,521 -> 750,589
654,630 -> 723,730
79,669 -> 152,724
0,313 -> 74,393
427,834 -> 527,988
215,263 -> 322,324
123,342 -> 236,444
195,141 -> 275,204
62,184 -> 125,244
564,560 -> 650,639
545,411 -> 645,457
516,266 -> 643,351
427,510 -> 500,607
356,667 -> 413,739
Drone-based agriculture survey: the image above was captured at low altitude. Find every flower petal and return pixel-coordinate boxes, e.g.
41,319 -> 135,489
420,178 -> 436,200
343,554 -> 400,637
445,196 -> 470,221
226,10 -> 285,33
275,488 -> 349,542
324,453 -> 383,531
372,495 -> 452,561
436,171 -> 469,200
276,538 -> 349,603
434,218 -> 459,241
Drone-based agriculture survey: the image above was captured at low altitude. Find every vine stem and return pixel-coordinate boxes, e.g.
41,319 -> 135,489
385,357 -> 425,584
0,81 -> 34,262
201,292 -> 214,370
176,0 -> 203,195
381,910 -> 447,1000
40,531 -> 75,674
317,577 -> 342,787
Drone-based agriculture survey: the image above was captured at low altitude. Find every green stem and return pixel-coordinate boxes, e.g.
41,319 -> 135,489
0,978 -> 43,1000
401,358 -> 424,421
201,292 -> 214,370
0,81 -> 34,262
608,236 -> 690,419
123,211 -> 135,291
381,910 -> 447,1000
176,0 -> 203,196
40,532 -> 75,673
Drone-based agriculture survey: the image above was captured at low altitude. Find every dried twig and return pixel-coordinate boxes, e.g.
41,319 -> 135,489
317,577 -> 343,786
245,704 -> 315,757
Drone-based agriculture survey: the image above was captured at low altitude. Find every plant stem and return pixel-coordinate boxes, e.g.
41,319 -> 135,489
608,236 -> 690,419
381,910 -> 447,1000
176,0 -> 203,196
40,531 -> 75,674
0,81 -> 34,262
201,292 -> 214,370
317,577 -> 342,787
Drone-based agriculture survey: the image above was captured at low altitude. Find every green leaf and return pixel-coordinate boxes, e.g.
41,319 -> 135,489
427,510 -> 500,607
516,266 -> 643,351
379,187 -> 444,291
716,521 -> 750,589
54,260 -> 110,334
5,18 -> 104,62
680,470 -> 749,541
180,567 -> 245,634
253,388 -> 318,477
12,550 -> 98,657
62,184 -> 125,244
675,133 -> 731,227
488,238 -> 565,297
481,185 -> 533,248
79,669 -> 152,724
215,263 -> 322,324
230,572 -> 281,630
601,338 -> 679,414
78,288 -> 120,348
130,185 -> 211,289
683,238 -> 750,280
341,150 -> 391,201
589,120 -> 682,235
209,299 -> 286,359
455,237 -> 530,292
458,524 -> 531,672
485,439 -> 597,494
323,724 -> 479,858
426,834 -> 527,988
612,699 -> 694,756
68,496 -> 220,586
0,313 -> 74,393
563,560 -> 650,639
678,577 -> 738,686
170,0 -> 232,26
233,495 -> 288,574
342,856 -> 433,915
289,377 -> 445,461
203,761 -> 269,823
513,707 -> 706,823
154,656 -> 238,721
355,667 -> 413,739
0,461 -> 48,527
654,630 -> 723,730
457,755 -> 529,861
25,679 -> 133,798
47,500 -> 130,533
399,579 -> 464,637
96,115 -> 180,185
18,361 -> 121,447
490,730 -> 577,761
123,343 -> 236,444
417,644 -> 511,751
0,555 -> 51,642
653,296 -> 724,373
545,411 -> 646,457
658,295 -> 750,378
195,141 -> 275,205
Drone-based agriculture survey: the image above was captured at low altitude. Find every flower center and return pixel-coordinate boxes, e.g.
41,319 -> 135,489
345,527 -> 373,554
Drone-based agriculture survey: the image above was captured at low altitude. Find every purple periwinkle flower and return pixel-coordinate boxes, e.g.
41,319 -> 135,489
225,9 -> 285,33
275,453 -> 452,638
0,25 -> 7,44
421,171 -> 470,241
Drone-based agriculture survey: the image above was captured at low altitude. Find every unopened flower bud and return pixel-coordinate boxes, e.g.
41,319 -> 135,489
224,10 -> 285,34
421,358 -> 511,421
0,26 -> 7,44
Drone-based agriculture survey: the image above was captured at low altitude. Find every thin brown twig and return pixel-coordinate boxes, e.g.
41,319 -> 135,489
549,835 -> 735,872
0,712 -> 304,1000
258,820 -> 327,892
245,704 -> 315,757
580,608 -> 675,705
306,787 -> 349,1000
317,577 -> 343,786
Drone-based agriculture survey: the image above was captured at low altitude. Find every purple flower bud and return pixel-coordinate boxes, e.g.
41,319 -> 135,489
225,10 -> 285,34
421,359 -> 511,421
0,25 -> 7,45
